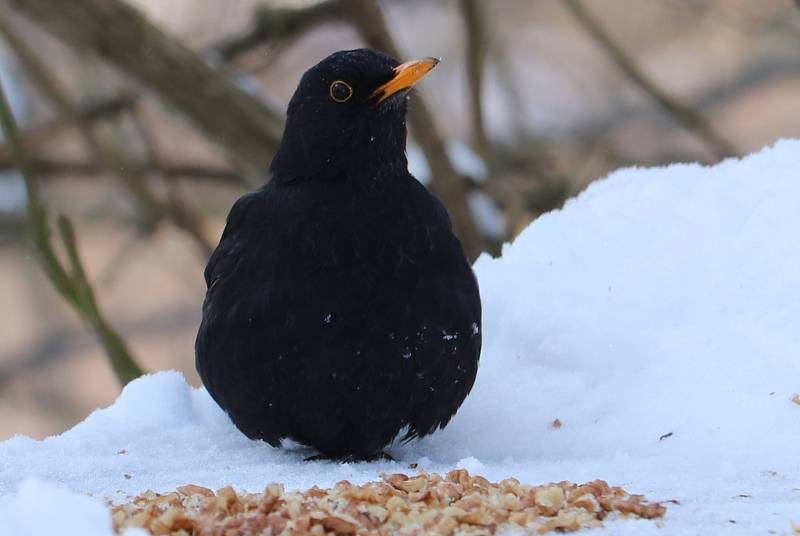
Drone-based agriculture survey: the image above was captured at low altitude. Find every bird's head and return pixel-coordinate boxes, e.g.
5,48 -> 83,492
270,48 -> 439,182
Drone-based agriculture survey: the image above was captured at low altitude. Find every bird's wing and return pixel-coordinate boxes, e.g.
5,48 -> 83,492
196,189 -> 290,445
203,191 -> 262,290
428,194 -> 455,233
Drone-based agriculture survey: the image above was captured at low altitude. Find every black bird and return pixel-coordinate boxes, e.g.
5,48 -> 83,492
196,49 -> 481,460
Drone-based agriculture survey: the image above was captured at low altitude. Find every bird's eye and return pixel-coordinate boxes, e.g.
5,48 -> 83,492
329,80 -> 353,103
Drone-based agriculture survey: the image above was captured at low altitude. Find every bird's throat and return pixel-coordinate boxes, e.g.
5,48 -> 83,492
271,130 -> 408,185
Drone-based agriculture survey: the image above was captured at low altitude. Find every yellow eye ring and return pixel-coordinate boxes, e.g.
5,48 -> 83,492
329,80 -> 353,103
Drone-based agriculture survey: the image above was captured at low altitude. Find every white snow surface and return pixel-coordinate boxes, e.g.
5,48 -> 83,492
2,140 -> 800,534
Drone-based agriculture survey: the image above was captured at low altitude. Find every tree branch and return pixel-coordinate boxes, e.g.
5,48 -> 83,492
212,0 -> 343,62
0,155 -> 244,185
0,15 -> 158,220
460,0 -> 489,162
0,14 -> 213,257
576,53 -> 800,146
0,77 -> 144,386
128,104 -> 214,257
562,0 -> 739,160
0,92 -> 137,162
8,0 -> 285,179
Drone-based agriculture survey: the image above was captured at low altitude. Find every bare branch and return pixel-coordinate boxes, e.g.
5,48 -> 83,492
128,105 -> 214,257
0,14 -> 157,221
0,155 -> 244,185
460,0 -> 489,161
577,53 -> 800,145
561,0 -> 740,160
0,92 -> 137,163
8,0 -> 284,179
0,76 -> 144,386
213,0 -> 343,62
0,14 -> 214,257
55,214 -> 146,383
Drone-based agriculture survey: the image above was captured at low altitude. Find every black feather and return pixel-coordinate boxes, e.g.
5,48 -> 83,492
196,49 -> 481,459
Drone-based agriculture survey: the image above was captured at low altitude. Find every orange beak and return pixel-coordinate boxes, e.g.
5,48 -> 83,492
370,57 -> 440,103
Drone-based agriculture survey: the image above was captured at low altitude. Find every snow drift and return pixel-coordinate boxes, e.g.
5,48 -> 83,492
1,140 -> 799,535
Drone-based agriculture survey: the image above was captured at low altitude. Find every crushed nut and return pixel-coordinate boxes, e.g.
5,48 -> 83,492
110,470 -> 665,535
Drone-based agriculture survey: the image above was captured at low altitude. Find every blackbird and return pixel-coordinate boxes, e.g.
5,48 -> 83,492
196,49 -> 481,460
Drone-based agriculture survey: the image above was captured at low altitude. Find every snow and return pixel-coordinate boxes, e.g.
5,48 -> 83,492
0,478 -> 146,536
2,140 -> 800,534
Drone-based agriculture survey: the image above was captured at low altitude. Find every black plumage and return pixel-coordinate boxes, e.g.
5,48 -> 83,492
196,49 -> 481,460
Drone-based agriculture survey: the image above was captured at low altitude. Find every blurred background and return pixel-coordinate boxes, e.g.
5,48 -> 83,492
0,0 -> 798,440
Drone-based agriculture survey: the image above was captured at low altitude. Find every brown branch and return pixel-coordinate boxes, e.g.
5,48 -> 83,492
577,53 -> 800,146
0,14 -> 158,223
0,92 -> 137,162
159,165 -> 244,184
0,155 -> 244,184
460,0 -> 489,162
212,0 -> 342,62
0,14 -> 214,258
8,0 -> 284,179
0,157 -> 100,176
0,74 -> 144,386
562,0 -> 739,160
128,105 -> 214,257
0,212 -> 26,241
337,0 -> 484,259
485,28 -> 530,141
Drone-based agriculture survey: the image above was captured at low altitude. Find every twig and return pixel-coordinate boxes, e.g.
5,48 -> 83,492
0,155 -> 245,184
159,165 -> 245,184
96,228 -> 147,288
577,53 -> 800,145
0,14 -> 158,224
212,0 -> 342,62
337,0 -> 483,259
8,0 -> 284,180
128,104 -> 214,257
561,0 -> 739,160
56,214 -> 146,383
485,25 -> 530,141
0,92 -> 137,163
0,77 -> 144,386
0,15 -> 215,257
460,0 -> 489,162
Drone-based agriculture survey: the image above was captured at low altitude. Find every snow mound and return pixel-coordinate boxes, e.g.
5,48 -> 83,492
2,140 -> 800,534
0,478 -> 145,536
423,138 -> 800,470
